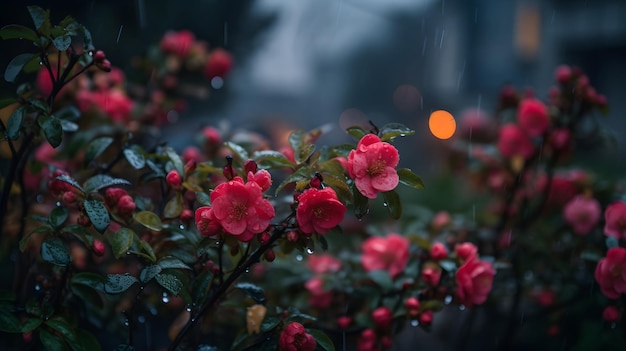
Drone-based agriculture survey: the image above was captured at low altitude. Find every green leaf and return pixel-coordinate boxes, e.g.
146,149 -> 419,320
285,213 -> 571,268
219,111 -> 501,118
191,270 -> 213,304
295,143 -> 315,164
83,174 -> 131,193
275,167 -> 311,196
83,199 -> 110,233
397,168 -> 425,190
163,193 -> 183,219
84,137 -> 114,166
29,98 -> 49,112
379,122 -> 415,142
321,174 -> 352,204
382,190 -> 402,219
71,272 -> 106,291
5,53 -> 36,82
21,317 -> 42,333
260,316 -> 280,332
23,55 -> 43,73
346,126 -> 367,140
108,228 -> 134,259
139,265 -> 161,283
38,115 -> 63,148
0,306 -> 22,332
158,257 -> 191,270
104,274 -> 138,294
606,236 -> 619,249
27,6 -> 49,30
52,34 -> 71,51
164,147 -> 184,175
59,119 -> 78,132
123,146 -> 146,169
288,129 -> 305,155
20,225 -> 51,251
351,182 -> 370,219
39,328 -> 70,351
134,239 -> 157,263
55,174 -> 85,193
69,283 -> 103,309
73,329 -> 101,351
252,150 -> 295,169
0,98 -> 18,109
224,141 -> 249,163
49,206 -> 69,229
45,317 -> 77,345
6,105 -> 25,140
0,24 -> 39,42
367,270 -> 393,291
195,192 -> 211,206
234,282 -> 266,304
41,237 -> 71,266
155,273 -> 182,296
307,329 -> 335,351
134,211 -> 162,232
64,224 -> 94,247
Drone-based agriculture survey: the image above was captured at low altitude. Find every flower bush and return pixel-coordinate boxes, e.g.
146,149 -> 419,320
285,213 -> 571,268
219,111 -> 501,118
0,6 -> 623,351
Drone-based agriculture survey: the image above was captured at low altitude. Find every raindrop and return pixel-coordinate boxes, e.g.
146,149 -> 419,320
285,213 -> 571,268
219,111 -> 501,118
410,320 -> 419,327
116,25 -> 124,44
126,251 -> 131,255
186,304 -> 192,312
383,202 -> 388,207
459,305 -> 466,311
150,307 -> 158,315
215,241 -> 220,246
244,268 -> 250,273
306,247 -> 314,255
34,284 -> 41,291
162,292 -> 170,303
211,77 -> 224,89
421,36 -> 427,56
123,319 -> 129,327
439,30 -> 445,49
56,201 -> 61,207
295,255 -> 303,262
88,51 -> 93,56
39,61 -> 43,65
178,224 -> 185,230
137,315 -> 146,323
444,295 -> 453,304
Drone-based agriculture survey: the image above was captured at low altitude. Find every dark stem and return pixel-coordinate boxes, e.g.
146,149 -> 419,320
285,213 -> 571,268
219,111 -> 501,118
167,222 -> 288,351
218,239 -> 224,286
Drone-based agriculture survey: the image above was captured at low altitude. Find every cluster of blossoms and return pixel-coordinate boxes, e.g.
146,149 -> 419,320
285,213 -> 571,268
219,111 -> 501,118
595,201 -> 626,300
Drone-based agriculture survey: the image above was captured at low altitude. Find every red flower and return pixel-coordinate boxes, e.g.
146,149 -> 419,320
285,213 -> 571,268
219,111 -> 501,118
195,206 -> 222,237
307,254 -> 342,274
455,258 -> 496,307
595,247 -> 626,299
497,124 -> 535,159
454,242 -> 478,262
422,266 -> 442,286
304,276 -> 333,309
204,48 -> 233,79
563,196 -> 601,235
347,134 -> 400,199
517,98 -> 550,137
371,306 -> 393,329
279,322 -> 316,351
361,233 -> 410,278
160,30 -> 195,57
93,240 -> 105,257
247,169 -> 272,192
210,177 -> 275,238
105,188 -> 128,208
117,195 -> 136,217
166,170 -> 182,188
296,187 -> 346,234
91,90 -> 133,123
604,201 -> 626,240
603,306 -> 621,323
429,242 -> 448,260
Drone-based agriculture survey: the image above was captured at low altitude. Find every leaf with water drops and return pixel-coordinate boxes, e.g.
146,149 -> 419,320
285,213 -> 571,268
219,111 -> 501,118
38,114 -> 63,148
398,168 -> 425,190
224,141 -> 249,164
104,274 -> 138,294
252,150 -> 295,169
83,199 -> 110,233
123,146 -> 146,169
27,6 -> 49,31
55,174 -> 85,193
139,265 -> 162,283
379,122 -> 415,142
234,282 -> 266,304
346,126 -> 368,140
4,53 -> 36,83
351,182 -> 370,219
109,228 -> 134,259
84,137 -> 113,166
0,24 -> 39,42
52,34 -> 71,51
6,105 -> 25,140
38,329 -> 68,351
191,270 -> 213,305
83,174 -> 131,193
382,190 -> 402,219
134,211 -> 162,232
49,206 -> 68,229
158,257 -> 191,270
41,237 -> 70,266
155,273 -> 183,296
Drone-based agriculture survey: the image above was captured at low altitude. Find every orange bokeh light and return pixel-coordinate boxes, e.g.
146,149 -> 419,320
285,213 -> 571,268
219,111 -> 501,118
428,110 -> 456,140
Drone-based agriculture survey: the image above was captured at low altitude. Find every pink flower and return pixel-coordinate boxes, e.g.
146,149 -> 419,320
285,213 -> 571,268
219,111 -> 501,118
371,306 -> 393,329
166,170 -> 182,188
117,195 -> 136,217
160,30 -> 195,57
563,196 -> 601,235
430,242 -> 448,260
595,247 -> 626,299
304,276 -> 333,309
422,266 -> 442,286
278,322 -> 316,351
247,169 -> 272,192
431,211 -> 451,231
195,206 -> 222,236
91,90 -> 133,122
455,258 -> 496,307
497,124 -> 535,159
307,254 -> 342,274
296,187 -> 346,234
555,65 -> 572,85
454,242 -> 478,262
204,48 -> 233,79
361,233 -> 410,279
517,98 -> 550,137
603,306 -> 621,323
347,134 -> 400,199
210,177 -> 275,239
604,202 -> 626,239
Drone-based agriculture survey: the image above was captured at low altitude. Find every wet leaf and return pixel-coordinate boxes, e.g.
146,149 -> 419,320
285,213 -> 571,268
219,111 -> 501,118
20,225 -> 51,251
39,328 -> 70,351
59,119 -> 78,132
295,143 -> 315,164
52,34 -> 71,51
83,174 -> 130,193
70,283 -> 103,309
84,137 -> 113,166
83,199 -> 109,233
27,6 -> 49,30
382,190 -> 402,219
4,53 -> 36,82
398,168 -> 425,190
346,126 -> 367,140
307,329 -> 335,351
134,211 -> 162,232
21,317 -> 42,333
0,306 -> 22,332
45,317 -> 76,344
123,146 -> 146,169
139,265 -> 162,283
224,141 -> 249,163
164,147 -> 184,175
259,314 -> 278,333
49,206 -> 69,229
195,192 -> 211,206
252,150 -> 295,169
0,24 -> 39,42
191,270 -> 213,304
235,283 -> 266,304
71,272 -> 106,290
379,123 -> 415,142
155,273 -> 182,296
41,237 -> 70,266
6,105 -> 25,140
164,193 -> 183,219
104,274 -> 138,294
158,257 -> 191,270
64,224 -> 94,247
74,329 -> 101,351
351,182 -> 370,219
108,228 -> 134,259
275,167 -> 311,196
367,270 -> 393,291
55,174 -> 85,193
38,114 -> 63,147
288,129 -> 305,156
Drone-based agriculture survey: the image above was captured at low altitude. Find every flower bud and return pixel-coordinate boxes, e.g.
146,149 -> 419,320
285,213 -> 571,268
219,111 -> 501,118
244,159 -> 258,174
264,249 -> 275,262
371,306 -> 393,330
419,310 -> 433,326
166,170 -> 182,188
258,232 -> 271,245
180,209 -> 193,223
555,65 -> 571,85
98,59 -> 112,72
62,191 -> 78,206
93,50 -> 106,62
93,240 -> 105,257
455,242 -> 478,262
421,267 -> 442,286
405,297 -> 421,316
603,306 -> 621,323
429,242 -> 448,260
337,316 -> 351,330
117,195 -> 136,216
286,231 -> 299,242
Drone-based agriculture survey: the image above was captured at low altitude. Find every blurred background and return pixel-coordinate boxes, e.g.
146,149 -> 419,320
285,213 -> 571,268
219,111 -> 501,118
2,0 -> 625,176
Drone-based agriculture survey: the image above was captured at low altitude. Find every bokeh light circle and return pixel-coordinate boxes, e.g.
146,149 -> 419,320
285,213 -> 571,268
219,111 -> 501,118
428,110 -> 456,139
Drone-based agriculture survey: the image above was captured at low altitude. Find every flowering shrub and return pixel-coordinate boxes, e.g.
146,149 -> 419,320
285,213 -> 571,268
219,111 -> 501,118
0,6 -> 623,351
